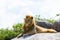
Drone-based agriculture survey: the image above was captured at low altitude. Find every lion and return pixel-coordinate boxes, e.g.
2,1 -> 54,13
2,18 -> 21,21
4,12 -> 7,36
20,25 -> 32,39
17,15 -> 57,38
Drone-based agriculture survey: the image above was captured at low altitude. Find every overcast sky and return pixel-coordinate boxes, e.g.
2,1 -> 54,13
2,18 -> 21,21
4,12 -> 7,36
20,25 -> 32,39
0,0 -> 60,29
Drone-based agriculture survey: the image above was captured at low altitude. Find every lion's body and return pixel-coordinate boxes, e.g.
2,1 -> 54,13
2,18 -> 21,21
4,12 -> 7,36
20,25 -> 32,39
36,25 -> 57,33
17,15 -> 57,38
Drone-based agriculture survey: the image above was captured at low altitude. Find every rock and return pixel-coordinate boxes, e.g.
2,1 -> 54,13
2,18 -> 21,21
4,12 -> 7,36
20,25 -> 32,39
36,21 -> 60,32
11,33 -> 60,40
53,21 -> 60,32
36,22 -> 53,29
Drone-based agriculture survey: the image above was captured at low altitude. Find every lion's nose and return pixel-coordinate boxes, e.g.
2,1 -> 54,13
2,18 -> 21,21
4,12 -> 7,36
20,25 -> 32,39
28,19 -> 30,21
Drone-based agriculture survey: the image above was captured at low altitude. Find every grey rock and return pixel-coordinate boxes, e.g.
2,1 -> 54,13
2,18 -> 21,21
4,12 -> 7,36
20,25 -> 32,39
11,33 -> 60,40
36,21 -> 60,32
36,22 -> 53,28
53,21 -> 60,32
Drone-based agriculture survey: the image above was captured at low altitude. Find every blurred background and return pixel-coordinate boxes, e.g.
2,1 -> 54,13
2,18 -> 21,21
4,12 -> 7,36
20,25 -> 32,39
0,0 -> 60,40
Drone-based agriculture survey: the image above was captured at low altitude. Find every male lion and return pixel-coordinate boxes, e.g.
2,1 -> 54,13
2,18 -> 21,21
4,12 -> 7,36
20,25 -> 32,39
17,15 -> 57,38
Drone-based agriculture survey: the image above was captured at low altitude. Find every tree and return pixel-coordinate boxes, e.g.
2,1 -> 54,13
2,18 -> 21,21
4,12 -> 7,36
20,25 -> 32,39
13,23 -> 23,33
0,23 -> 23,40
56,14 -> 60,16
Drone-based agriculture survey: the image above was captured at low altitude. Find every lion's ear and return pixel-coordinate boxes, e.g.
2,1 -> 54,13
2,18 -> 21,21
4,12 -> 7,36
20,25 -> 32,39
31,16 -> 33,19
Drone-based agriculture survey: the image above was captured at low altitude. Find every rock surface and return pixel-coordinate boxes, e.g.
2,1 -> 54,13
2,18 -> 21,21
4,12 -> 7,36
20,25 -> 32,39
11,33 -> 60,40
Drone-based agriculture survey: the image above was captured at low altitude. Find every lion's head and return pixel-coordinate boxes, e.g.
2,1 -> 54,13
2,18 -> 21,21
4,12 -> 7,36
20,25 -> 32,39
23,15 -> 35,32
24,15 -> 33,26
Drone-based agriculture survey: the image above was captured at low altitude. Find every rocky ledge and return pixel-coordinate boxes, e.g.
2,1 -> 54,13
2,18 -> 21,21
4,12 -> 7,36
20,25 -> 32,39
11,33 -> 60,40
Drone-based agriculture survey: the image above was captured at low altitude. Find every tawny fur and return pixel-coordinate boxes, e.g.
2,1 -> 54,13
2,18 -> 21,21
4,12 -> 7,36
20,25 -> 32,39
35,25 -> 57,33
17,15 -> 57,38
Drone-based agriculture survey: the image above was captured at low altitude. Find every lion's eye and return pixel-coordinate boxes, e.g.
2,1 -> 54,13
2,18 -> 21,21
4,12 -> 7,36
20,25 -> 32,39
31,17 -> 33,19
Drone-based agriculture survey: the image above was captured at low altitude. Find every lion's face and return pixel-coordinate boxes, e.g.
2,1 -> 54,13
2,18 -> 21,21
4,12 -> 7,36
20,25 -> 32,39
23,15 -> 35,31
24,15 -> 33,27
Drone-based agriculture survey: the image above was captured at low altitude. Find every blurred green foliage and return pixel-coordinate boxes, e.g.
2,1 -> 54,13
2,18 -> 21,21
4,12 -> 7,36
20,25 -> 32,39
35,15 -> 55,24
56,14 -> 60,16
0,23 -> 23,40
47,19 -> 55,24
13,23 -> 23,33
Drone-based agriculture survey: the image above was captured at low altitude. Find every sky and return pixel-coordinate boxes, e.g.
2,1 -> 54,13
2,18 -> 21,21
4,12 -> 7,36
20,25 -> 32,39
0,0 -> 60,29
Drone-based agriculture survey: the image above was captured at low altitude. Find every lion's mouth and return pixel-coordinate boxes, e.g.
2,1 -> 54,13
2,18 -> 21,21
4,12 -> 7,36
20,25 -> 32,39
25,24 -> 29,26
